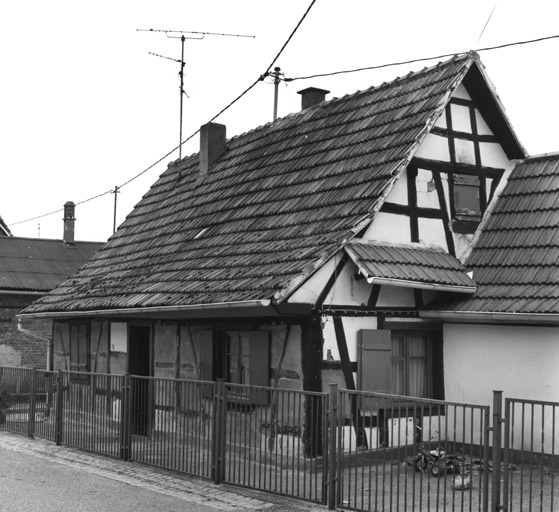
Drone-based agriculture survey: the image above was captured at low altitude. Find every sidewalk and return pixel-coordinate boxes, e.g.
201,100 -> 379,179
0,431 -> 328,512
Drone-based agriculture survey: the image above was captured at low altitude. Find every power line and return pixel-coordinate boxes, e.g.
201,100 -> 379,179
7,0 -> 318,231
285,33 -> 559,82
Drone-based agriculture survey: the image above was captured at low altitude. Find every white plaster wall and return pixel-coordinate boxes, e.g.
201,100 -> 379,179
364,212 -> 410,243
444,323 -> 559,405
414,133 -> 450,162
418,217 -> 447,247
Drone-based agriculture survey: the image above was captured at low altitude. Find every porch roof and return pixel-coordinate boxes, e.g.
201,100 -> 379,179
345,240 -> 477,293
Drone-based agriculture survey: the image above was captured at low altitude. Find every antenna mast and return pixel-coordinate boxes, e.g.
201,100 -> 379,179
138,28 -> 255,160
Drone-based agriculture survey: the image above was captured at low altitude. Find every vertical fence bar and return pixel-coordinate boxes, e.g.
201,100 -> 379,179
328,383 -> 337,510
502,398 -> 511,512
213,379 -> 225,485
55,370 -> 63,446
120,374 -> 130,461
491,391 -> 503,512
27,368 -> 37,438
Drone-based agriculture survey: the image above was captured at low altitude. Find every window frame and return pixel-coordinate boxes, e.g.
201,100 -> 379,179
69,321 -> 90,381
196,328 -> 270,405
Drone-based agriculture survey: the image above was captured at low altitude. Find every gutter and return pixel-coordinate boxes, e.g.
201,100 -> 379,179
0,289 -> 46,296
17,299 -> 273,320
367,277 -> 476,295
419,310 -> 559,325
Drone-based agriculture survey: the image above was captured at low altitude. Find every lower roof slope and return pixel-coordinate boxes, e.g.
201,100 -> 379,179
0,238 -> 103,293
24,54 -> 481,315
428,153 -> 559,318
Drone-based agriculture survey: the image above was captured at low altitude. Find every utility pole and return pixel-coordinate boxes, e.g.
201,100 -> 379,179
112,186 -> 120,234
273,67 -> 282,121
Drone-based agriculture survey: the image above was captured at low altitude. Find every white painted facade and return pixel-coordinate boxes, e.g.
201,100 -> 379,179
444,323 -> 559,405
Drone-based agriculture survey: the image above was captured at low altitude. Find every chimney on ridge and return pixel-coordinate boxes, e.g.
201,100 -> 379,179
199,122 -> 227,178
63,201 -> 75,245
297,87 -> 330,110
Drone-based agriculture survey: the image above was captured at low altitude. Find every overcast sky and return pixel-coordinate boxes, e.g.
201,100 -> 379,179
2,1 -> 558,242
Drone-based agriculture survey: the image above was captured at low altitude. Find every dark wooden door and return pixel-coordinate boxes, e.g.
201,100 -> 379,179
128,325 -> 151,435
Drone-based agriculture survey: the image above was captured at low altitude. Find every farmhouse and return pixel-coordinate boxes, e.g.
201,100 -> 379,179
19,52 -> 526,425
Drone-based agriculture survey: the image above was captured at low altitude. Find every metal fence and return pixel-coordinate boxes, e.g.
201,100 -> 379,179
0,366 -> 557,511
333,388 -> 491,511
502,398 -> 559,512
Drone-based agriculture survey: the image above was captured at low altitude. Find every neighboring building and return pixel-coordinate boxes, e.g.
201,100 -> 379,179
20,52 -> 526,435
0,202 -> 103,368
422,153 -> 559,405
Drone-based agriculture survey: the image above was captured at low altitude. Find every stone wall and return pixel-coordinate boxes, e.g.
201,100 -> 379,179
0,293 -> 50,369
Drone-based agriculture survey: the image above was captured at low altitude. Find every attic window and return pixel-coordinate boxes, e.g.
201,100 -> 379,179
453,173 -> 481,221
194,227 -> 209,239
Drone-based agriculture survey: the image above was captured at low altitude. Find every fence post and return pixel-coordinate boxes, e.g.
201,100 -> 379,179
55,370 -> 63,446
27,368 -> 37,438
327,383 -> 338,510
491,390 -> 503,512
120,374 -> 131,461
213,379 -> 225,485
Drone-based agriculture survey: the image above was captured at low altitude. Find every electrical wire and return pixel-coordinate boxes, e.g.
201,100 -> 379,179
6,0 -> 319,230
286,33 -> 559,82
9,30 -> 557,229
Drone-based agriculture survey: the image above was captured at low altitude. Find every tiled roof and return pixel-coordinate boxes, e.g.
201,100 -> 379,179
0,237 -> 103,293
427,154 -> 559,316
23,53 -> 494,315
345,240 -> 476,293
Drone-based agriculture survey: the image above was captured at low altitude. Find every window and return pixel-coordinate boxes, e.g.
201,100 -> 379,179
196,329 -> 270,404
453,173 -> 481,222
358,328 -> 443,400
391,331 -> 431,398
69,323 -> 89,373
226,333 -> 251,385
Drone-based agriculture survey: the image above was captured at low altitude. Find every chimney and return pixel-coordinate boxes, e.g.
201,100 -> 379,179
297,87 -> 330,110
63,201 -> 75,245
199,122 -> 226,177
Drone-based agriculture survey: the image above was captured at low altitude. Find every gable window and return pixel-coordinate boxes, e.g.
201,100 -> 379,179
69,323 -> 89,374
452,173 -> 481,223
358,327 -> 443,400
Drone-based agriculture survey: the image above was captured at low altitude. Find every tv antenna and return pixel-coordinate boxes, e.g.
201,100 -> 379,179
137,29 -> 255,160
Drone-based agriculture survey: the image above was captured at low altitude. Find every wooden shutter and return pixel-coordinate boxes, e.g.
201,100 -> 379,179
197,330 -> 214,382
248,331 -> 269,405
358,330 -> 391,393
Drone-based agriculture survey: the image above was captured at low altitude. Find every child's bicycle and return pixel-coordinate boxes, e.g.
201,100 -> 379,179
414,446 -> 459,477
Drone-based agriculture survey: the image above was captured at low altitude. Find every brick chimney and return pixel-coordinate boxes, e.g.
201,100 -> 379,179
199,122 -> 226,177
297,87 -> 330,110
63,201 -> 75,245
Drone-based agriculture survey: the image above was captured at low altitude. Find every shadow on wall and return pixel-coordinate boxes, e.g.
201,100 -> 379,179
0,345 -> 22,367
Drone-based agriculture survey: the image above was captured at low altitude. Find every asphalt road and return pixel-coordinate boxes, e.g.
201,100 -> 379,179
0,432 -> 326,512
0,446 -> 222,512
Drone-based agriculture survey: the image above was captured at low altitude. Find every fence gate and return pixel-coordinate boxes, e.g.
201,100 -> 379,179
502,398 -> 558,512
334,388 -> 491,512
218,381 -> 328,503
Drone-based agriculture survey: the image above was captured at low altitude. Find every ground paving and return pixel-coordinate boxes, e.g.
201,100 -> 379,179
0,431 -> 329,511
